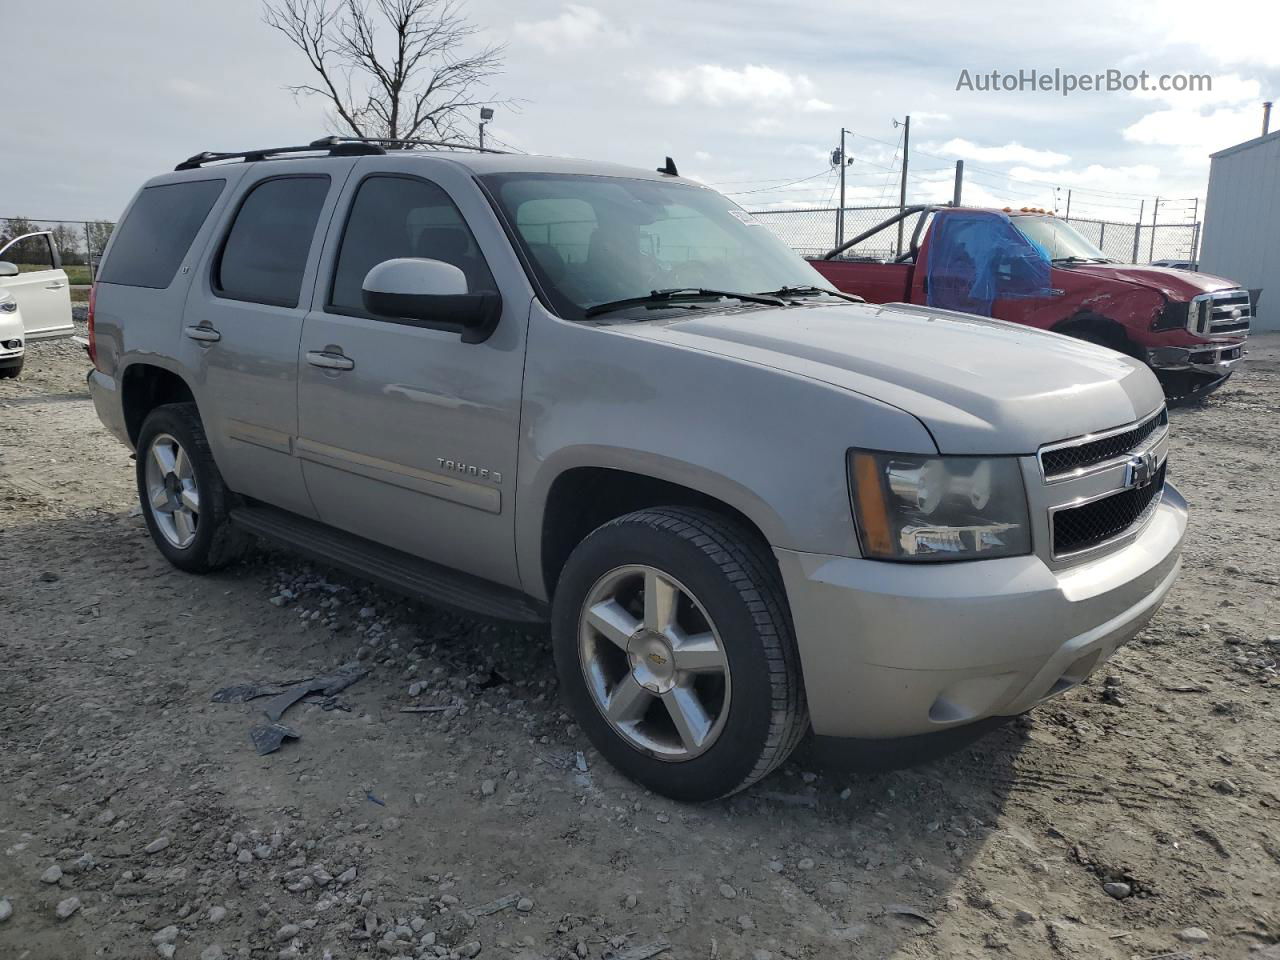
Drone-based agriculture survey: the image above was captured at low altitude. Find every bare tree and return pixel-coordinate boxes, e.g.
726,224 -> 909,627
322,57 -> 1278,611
262,0 -> 506,144
86,221 -> 115,262
50,224 -> 85,266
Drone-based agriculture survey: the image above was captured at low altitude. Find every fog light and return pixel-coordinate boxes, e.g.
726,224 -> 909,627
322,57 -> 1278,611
2,339 -> 21,349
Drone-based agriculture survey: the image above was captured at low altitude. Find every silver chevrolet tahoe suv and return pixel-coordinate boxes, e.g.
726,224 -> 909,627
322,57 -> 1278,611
88,138 -> 1187,801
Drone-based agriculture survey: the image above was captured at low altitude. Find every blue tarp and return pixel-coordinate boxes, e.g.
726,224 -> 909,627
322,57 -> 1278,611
925,211 -> 1051,316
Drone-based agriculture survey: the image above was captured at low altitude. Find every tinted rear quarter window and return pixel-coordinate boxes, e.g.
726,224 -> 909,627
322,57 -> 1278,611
99,179 -> 226,288
216,176 -> 330,308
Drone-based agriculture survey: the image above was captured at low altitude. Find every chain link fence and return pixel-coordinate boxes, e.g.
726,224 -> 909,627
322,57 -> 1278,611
1062,217 -> 1200,265
4,208 -> 1202,281
0,217 -> 116,285
746,205 -> 1201,265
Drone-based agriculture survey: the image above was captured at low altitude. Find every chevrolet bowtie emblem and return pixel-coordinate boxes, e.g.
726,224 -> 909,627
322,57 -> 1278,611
1124,449 -> 1159,489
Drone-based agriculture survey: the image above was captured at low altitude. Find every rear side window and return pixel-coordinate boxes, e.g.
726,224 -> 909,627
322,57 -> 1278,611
98,179 -> 225,288
329,175 -> 496,314
215,176 -> 330,308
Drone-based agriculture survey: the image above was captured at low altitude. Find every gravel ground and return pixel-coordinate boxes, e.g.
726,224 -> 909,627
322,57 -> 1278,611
1,324 -> 1278,960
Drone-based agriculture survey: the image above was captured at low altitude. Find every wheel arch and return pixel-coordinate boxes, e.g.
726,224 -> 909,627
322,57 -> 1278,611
1052,311 -> 1143,359
531,455 -> 785,603
121,362 -> 196,446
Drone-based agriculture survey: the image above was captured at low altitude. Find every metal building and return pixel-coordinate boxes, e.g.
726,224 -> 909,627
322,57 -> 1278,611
1199,129 -> 1280,331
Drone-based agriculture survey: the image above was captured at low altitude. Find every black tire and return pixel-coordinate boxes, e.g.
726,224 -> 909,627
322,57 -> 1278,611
136,403 -> 248,573
0,359 -> 22,379
552,507 -> 809,801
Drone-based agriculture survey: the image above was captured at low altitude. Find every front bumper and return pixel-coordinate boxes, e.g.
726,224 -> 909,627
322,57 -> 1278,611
1148,341 -> 1245,375
775,482 -> 1187,739
0,333 -> 22,366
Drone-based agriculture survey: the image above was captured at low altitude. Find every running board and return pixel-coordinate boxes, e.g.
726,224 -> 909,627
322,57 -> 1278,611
230,504 -> 548,625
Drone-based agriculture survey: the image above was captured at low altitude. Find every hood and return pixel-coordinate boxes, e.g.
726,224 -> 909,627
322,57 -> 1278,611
615,302 -> 1165,455
1058,262 -> 1239,299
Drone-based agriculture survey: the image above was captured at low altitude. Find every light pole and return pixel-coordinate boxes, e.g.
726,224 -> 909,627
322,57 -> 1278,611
478,106 -> 494,150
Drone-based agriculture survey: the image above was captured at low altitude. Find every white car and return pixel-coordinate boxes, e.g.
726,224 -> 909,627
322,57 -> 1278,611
0,229 -> 75,342
0,289 -> 23,378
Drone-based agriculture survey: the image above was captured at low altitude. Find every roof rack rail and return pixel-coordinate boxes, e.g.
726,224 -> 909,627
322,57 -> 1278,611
174,137 -> 386,171
173,135 -> 505,171
334,136 -> 507,155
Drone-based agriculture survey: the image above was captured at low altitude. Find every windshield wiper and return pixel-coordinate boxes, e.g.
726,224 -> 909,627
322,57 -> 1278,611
757,284 -> 865,303
1052,256 -> 1107,264
583,288 -> 785,319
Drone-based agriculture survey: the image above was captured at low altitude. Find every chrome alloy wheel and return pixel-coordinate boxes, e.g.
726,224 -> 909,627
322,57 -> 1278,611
578,564 -> 732,761
144,432 -> 200,549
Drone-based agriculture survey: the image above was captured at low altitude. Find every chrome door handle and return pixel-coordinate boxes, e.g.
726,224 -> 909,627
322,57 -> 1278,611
45,282 -> 67,290
184,325 -> 221,343
306,350 -> 354,371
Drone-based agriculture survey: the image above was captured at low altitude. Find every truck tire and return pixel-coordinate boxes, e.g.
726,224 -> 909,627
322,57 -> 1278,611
136,403 -> 248,573
552,507 -> 809,801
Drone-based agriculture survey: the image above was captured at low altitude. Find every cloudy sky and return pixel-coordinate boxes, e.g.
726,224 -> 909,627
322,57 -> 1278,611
4,0 -> 1277,228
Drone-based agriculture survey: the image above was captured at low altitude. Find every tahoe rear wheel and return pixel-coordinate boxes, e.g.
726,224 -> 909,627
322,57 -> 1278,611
552,507 -> 808,801
136,403 -> 247,573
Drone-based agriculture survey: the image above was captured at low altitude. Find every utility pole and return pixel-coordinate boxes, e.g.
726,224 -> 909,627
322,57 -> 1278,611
895,115 -> 910,256
1149,196 -> 1160,262
1132,199 -> 1144,263
952,160 -> 964,206
1264,101 -> 1273,136
838,127 -> 847,247
1065,189 -> 1072,220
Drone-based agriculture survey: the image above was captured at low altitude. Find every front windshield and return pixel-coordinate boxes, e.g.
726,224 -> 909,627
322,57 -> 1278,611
481,173 -> 834,320
1012,215 -> 1110,262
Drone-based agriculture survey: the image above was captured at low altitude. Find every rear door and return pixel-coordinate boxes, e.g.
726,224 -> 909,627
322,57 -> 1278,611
295,162 -> 528,588
0,232 -> 73,338
181,160 -> 355,518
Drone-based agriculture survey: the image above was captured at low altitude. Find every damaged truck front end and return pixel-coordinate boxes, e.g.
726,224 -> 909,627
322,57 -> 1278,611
807,206 -> 1251,403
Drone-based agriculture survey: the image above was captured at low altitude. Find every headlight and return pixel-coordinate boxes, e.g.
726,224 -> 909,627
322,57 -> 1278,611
848,450 -> 1031,561
0,297 -> 16,314
1186,298 -> 1204,333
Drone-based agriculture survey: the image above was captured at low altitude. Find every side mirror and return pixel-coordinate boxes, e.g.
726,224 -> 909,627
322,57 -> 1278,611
0,261 -> 18,278
361,258 -> 501,344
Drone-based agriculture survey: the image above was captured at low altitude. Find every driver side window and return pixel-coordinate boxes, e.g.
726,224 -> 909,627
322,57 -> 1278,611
329,175 -> 496,316
0,232 -> 56,271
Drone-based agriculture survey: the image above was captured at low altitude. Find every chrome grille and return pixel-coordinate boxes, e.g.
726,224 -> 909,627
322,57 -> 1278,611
1038,408 -> 1168,482
1191,288 -> 1251,339
1051,463 -> 1166,557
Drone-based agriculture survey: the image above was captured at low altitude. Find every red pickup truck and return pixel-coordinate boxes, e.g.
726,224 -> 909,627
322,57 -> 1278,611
808,205 -> 1251,400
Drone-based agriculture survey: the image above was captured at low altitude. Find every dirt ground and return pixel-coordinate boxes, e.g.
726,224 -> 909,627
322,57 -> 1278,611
2,323 -> 1278,960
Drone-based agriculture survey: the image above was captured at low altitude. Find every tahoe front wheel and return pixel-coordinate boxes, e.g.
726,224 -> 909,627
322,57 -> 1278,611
552,507 -> 808,801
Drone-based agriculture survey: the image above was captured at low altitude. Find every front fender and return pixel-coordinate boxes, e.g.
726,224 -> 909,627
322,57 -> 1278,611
513,304 -> 937,599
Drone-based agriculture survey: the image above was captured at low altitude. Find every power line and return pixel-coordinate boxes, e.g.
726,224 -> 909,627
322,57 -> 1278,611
838,126 -> 1194,204
722,169 -> 832,196
482,133 -> 528,154
876,129 -> 904,207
